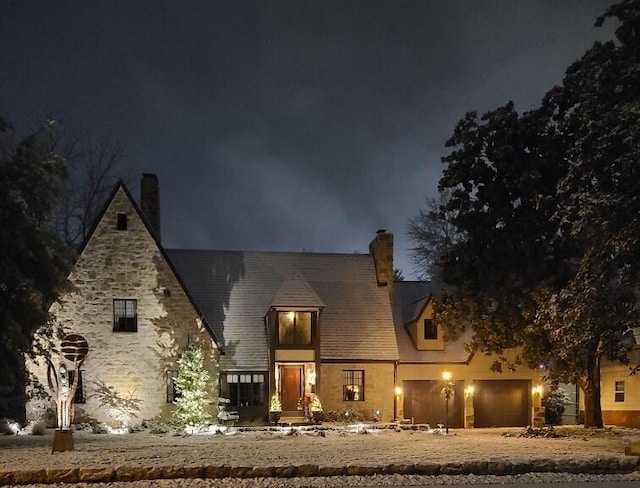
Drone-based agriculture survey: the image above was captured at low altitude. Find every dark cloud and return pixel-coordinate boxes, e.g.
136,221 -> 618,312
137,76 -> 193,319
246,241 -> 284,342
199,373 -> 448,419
1,0 -> 616,277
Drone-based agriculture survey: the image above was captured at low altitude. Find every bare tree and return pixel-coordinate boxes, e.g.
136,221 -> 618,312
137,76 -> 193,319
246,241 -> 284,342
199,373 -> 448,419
49,127 -> 130,248
407,189 -> 463,281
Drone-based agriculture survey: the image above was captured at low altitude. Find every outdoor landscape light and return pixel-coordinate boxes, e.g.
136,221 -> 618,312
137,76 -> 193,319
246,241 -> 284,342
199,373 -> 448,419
441,372 -> 454,434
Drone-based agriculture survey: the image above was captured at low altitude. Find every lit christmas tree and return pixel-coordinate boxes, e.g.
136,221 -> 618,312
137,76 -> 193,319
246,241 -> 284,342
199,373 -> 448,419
269,394 -> 282,412
310,395 -> 323,412
173,344 -> 212,428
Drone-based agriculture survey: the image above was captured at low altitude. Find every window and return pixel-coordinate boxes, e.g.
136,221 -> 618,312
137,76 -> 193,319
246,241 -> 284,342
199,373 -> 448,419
222,372 -> 266,407
615,380 -> 625,403
278,311 -> 312,346
117,213 -> 127,230
343,370 -> 364,401
68,370 -> 85,404
113,299 -> 137,332
166,370 -> 180,403
423,319 -> 437,340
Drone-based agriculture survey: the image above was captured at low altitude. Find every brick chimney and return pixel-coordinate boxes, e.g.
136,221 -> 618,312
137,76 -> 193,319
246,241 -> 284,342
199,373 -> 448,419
141,173 -> 161,241
369,229 -> 394,291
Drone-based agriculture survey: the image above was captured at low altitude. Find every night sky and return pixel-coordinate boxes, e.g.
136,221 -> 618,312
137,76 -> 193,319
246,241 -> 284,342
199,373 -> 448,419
1,1 -> 616,278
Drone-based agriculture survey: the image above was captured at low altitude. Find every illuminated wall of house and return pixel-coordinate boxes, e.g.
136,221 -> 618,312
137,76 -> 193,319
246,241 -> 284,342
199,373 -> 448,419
407,301 -> 444,351
319,362 -> 395,422
599,347 -> 640,428
398,350 -> 544,383
26,187 -> 219,427
396,348 -> 544,427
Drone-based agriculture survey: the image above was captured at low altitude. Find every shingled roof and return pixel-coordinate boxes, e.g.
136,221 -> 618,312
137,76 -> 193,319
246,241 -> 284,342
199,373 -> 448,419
393,280 -> 472,363
166,249 -> 398,371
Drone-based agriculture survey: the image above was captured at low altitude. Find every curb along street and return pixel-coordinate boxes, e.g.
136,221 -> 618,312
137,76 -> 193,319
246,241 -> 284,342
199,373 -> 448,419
1,456 -> 639,486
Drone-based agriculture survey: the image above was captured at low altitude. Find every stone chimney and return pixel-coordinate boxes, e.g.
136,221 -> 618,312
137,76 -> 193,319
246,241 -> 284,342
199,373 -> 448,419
141,173 -> 161,241
369,229 -> 394,290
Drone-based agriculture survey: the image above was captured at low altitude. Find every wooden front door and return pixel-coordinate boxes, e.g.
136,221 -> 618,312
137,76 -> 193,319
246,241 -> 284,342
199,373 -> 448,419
281,367 -> 302,411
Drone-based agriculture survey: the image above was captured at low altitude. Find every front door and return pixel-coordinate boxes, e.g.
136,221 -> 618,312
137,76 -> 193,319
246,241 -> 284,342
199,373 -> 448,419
281,366 -> 302,411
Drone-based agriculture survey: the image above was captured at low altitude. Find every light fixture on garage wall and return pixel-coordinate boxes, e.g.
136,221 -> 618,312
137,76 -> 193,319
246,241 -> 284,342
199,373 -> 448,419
532,384 -> 543,396
464,385 -> 474,397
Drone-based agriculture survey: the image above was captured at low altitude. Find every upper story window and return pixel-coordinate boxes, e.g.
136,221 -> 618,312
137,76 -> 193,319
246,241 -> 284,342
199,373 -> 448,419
278,311 -> 312,346
113,299 -> 137,332
116,213 -> 128,230
614,380 -> 625,403
423,319 -> 437,340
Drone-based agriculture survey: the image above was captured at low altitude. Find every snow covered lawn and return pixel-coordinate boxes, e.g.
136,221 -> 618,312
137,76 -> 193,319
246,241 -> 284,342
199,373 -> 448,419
1,425 -> 639,474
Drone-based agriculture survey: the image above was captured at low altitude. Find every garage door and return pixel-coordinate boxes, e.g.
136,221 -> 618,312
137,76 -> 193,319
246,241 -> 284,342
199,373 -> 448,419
473,380 -> 530,427
403,380 -> 463,428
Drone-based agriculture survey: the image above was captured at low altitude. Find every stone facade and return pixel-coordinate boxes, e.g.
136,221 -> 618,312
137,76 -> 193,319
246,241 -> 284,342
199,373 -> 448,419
26,186 -> 219,427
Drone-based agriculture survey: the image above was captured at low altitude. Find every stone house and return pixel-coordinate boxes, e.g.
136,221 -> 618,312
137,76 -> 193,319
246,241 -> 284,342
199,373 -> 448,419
27,175 -> 398,426
26,176 -> 221,427
27,174 -> 634,429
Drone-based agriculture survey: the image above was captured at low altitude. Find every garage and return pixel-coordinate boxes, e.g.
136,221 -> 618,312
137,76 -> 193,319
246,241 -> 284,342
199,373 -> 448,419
402,380 -> 464,428
473,380 -> 530,427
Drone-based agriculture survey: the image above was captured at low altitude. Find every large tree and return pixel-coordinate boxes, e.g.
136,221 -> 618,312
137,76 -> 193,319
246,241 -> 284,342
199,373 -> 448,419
417,0 -> 640,428
0,117 -> 73,392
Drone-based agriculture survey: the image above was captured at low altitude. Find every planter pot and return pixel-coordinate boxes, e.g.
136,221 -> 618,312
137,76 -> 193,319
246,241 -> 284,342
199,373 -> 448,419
270,411 -> 281,424
312,411 -> 324,423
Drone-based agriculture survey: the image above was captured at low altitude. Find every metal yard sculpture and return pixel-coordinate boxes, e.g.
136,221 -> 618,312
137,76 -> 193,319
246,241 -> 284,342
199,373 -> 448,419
47,334 -> 89,452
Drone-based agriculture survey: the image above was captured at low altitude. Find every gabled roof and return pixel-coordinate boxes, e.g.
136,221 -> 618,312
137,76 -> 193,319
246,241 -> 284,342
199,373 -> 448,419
394,281 -> 437,326
272,269 -> 325,309
81,180 -> 223,350
393,280 -> 471,363
166,249 -> 399,370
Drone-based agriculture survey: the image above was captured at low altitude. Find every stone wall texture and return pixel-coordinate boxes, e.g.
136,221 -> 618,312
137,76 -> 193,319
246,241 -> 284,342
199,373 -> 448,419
27,188 -> 219,426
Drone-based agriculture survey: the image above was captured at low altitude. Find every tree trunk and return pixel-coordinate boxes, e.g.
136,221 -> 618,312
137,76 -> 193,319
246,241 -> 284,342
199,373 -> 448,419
579,342 -> 603,429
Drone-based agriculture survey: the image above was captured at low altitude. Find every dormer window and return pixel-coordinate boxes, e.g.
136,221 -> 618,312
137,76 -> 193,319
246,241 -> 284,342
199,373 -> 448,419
117,213 -> 128,230
278,311 -> 312,345
423,319 -> 437,340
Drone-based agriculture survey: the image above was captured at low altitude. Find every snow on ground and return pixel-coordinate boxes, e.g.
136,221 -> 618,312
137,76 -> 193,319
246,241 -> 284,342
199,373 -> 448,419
0,425 -> 639,474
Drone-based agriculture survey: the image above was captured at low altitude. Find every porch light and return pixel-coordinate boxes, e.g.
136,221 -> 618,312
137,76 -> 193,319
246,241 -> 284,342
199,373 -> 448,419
394,386 -> 403,396
307,370 -> 316,385
465,385 -> 474,397
532,384 -> 543,396
442,371 -> 452,381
